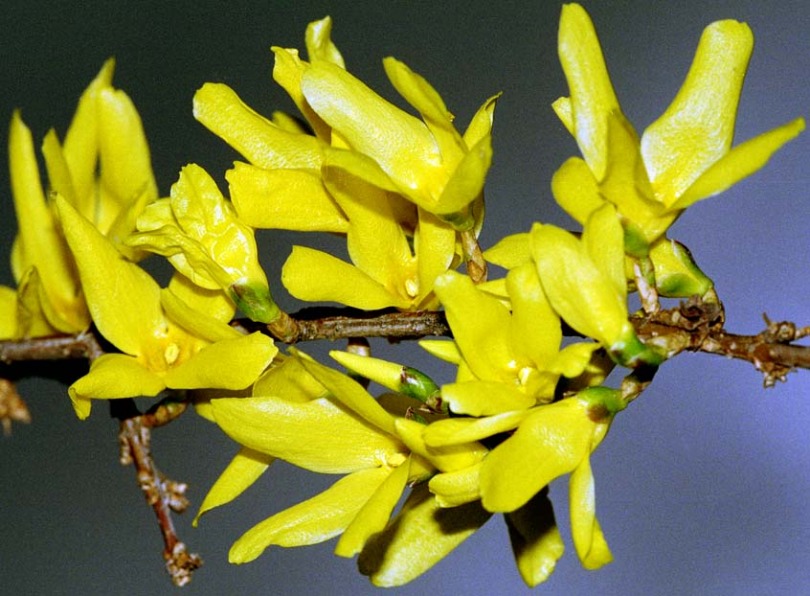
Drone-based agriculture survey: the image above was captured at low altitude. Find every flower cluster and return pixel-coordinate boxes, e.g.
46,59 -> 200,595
1,2 -> 803,589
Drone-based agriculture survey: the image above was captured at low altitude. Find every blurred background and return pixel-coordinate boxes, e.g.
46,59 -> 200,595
2,1 -> 809,594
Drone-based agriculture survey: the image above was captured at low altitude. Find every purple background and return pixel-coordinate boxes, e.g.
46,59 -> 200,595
2,1 -> 809,594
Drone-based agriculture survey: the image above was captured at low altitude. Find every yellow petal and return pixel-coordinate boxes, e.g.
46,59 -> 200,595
305,16 -> 345,66
418,339 -> 462,365
193,82 -> 323,169
434,133 -> 492,219
160,286 -> 240,343
270,47 -> 333,141
299,355 -> 398,436
166,273 -> 235,326
56,196 -> 164,356
463,93 -> 500,149
211,395 -> 404,473
41,129 -> 78,207
194,447 -> 274,526
531,223 -> 630,348
581,204 -> 626,300
433,271 -> 515,382
15,267 -> 62,338
672,117 -> 805,210
69,353 -> 166,418
63,59 -> 115,209
0,286 -> 17,339
302,60 -> 439,195
9,114 -> 85,330
442,381 -> 535,417
558,3 -> 620,179
227,162 -> 348,232
479,400 -> 592,512
411,208 -> 455,306
335,459 -> 409,557
163,332 -> 276,390
642,20 -> 753,205
394,417 -> 486,473
569,456 -> 613,569
483,232 -> 531,269
383,57 -> 464,168
324,165 -> 415,298
281,246 -> 410,309
229,467 -> 390,563
97,87 -> 157,223
252,354 -> 327,402
550,157 -> 604,226
506,262 -> 562,367
423,408 -> 529,447
505,488 -> 565,588
428,462 -> 482,507
358,484 -> 492,587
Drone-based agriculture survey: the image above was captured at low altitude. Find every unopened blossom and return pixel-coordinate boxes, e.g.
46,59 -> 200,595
127,164 -> 278,323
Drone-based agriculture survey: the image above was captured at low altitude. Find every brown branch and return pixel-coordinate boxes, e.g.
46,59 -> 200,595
0,329 -> 104,363
116,399 -> 202,586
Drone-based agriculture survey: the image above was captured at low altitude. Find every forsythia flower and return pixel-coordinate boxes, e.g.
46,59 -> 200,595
301,58 -> 498,230
532,204 -> 662,366
551,3 -> 804,246
126,164 -> 278,323
479,387 -> 624,570
56,196 -> 276,419
208,355 -> 414,563
3,59 -> 158,338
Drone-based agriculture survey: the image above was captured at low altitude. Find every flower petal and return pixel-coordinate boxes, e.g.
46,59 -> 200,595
672,117 -> 805,210
335,459 -> 410,557
442,381 -> 535,417
227,162 -> 348,232
164,332 -> 276,390
479,400 -> 592,512
359,484 -> 492,587
531,222 -> 630,349
69,353 -> 166,419
302,60 -> 439,194
558,3 -> 621,179
299,355 -> 398,436
423,409 -> 529,447
229,466 -> 390,563
433,271 -> 515,382
505,488 -> 565,588
641,20 -> 753,205
428,462 -> 482,507
394,417 -> 486,473
550,157 -> 604,226
211,395 -> 404,473
193,83 -> 323,169
569,455 -> 613,569
56,195 -> 164,356
282,245 -> 410,309
194,447 -> 274,526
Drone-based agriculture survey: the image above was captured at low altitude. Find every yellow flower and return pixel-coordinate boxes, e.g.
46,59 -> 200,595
6,59 -> 158,336
479,387 -> 624,570
301,57 -> 498,229
193,18 -> 347,234
531,204 -> 661,366
208,355 -> 414,563
280,181 -> 457,311
434,264 -> 601,399
126,164 -> 278,323
552,3 -> 804,245
56,196 -> 276,419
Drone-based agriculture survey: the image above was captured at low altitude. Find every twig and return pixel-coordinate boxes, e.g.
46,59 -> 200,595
115,399 -> 202,586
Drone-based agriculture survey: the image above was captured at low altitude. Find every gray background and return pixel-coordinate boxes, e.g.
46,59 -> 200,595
2,1 -> 810,594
